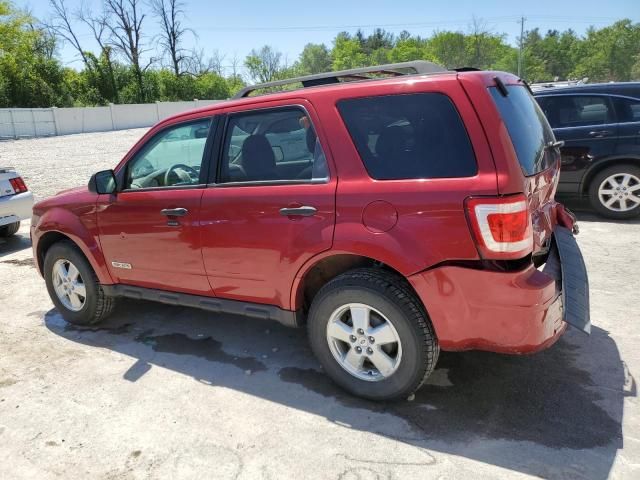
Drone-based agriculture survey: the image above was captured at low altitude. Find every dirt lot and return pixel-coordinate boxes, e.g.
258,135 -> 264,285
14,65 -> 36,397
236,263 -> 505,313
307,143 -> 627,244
0,132 -> 639,479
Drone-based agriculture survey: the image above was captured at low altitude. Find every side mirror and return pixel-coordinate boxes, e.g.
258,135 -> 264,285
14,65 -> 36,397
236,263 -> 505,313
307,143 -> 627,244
88,169 -> 117,194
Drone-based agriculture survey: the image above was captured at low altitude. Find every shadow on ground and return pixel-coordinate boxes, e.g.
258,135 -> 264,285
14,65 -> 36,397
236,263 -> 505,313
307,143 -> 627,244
0,231 -> 31,258
557,195 -> 640,225
40,298 -> 634,479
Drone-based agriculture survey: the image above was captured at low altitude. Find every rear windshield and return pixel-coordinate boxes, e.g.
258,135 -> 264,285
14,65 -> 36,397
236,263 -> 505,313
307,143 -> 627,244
490,86 -> 556,176
337,93 -> 477,180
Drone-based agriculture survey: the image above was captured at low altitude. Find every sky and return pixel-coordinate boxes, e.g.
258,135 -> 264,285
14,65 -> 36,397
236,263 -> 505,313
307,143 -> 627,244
22,0 -> 640,74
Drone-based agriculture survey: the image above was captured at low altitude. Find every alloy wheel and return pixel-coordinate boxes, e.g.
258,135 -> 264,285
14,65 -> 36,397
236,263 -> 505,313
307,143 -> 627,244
326,303 -> 402,382
598,173 -> 640,212
52,259 -> 87,312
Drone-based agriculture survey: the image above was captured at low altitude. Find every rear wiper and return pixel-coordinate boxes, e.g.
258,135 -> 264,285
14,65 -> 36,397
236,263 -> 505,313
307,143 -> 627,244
546,140 -> 564,150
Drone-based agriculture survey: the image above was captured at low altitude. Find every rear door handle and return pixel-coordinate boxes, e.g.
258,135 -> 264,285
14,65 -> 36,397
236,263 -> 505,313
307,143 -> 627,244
161,208 -> 188,217
588,130 -> 612,138
279,206 -> 317,217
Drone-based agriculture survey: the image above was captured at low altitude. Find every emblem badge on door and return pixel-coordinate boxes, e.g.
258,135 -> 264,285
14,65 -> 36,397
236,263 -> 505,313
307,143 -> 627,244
111,261 -> 132,270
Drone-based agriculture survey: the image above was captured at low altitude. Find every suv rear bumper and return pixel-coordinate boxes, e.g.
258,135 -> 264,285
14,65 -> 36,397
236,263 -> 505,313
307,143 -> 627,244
409,263 -> 567,354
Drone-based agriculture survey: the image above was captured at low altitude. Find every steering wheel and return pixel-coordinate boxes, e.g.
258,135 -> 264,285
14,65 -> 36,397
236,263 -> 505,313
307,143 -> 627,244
164,164 -> 199,186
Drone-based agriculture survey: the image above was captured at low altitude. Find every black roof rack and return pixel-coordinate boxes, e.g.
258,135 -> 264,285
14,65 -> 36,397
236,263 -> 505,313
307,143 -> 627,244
233,60 -> 448,99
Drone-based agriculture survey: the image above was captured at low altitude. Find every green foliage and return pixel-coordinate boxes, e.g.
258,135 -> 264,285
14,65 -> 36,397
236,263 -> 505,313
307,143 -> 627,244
1,0 -> 639,109
298,43 -> 332,75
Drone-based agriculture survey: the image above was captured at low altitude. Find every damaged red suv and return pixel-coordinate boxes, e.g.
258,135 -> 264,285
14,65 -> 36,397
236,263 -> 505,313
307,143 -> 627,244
32,62 -> 590,400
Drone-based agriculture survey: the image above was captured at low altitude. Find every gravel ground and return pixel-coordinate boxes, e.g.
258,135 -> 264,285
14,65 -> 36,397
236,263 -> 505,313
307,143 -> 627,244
0,132 -> 639,479
0,129 -> 148,200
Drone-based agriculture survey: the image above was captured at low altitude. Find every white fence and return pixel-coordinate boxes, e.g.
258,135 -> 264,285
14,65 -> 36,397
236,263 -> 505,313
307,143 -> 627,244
0,99 -> 223,139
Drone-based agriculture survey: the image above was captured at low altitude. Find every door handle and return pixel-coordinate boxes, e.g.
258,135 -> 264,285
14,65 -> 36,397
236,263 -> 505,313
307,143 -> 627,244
588,130 -> 612,138
279,206 -> 317,217
161,208 -> 188,217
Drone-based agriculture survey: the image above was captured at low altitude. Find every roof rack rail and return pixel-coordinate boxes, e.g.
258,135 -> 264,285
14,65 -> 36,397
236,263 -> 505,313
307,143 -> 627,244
233,60 -> 447,99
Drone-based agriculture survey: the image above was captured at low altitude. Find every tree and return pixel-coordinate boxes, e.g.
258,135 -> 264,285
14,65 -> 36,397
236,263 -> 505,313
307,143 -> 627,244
427,31 -> 468,68
298,43 -> 331,75
244,45 -> 283,83
45,0 -> 90,69
571,20 -> 640,82
104,0 -> 150,102
77,4 -> 120,103
0,1 -> 70,107
150,0 -> 193,77
331,32 -> 367,70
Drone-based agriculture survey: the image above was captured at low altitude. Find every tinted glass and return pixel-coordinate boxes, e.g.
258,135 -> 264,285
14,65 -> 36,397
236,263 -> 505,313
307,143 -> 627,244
612,96 -> 640,123
219,108 -> 328,183
337,93 -> 477,180
126,119 -> 211,189
491,86 -> 556,176
537,95 -> 613,128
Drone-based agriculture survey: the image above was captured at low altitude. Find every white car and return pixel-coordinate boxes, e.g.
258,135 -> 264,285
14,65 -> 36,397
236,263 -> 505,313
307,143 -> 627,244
0,167 -> 33,237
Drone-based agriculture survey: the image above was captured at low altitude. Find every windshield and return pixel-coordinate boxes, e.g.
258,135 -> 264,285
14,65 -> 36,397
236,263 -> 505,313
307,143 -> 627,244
490,85 -> 556,176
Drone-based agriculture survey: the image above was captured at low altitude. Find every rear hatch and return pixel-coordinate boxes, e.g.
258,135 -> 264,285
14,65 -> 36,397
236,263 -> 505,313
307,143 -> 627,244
468,76 -> 590,334
488,81 -> 561,257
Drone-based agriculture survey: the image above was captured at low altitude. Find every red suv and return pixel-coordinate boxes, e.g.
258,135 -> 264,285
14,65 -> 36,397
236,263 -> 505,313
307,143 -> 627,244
32,62 -> 590,401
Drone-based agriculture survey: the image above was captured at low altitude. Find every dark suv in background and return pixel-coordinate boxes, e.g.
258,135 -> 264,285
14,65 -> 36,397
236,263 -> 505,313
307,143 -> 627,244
534,82 -> 640,219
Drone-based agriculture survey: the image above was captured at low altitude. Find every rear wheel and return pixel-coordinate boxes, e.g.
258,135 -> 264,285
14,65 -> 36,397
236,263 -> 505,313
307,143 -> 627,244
588,164 -> 640,219
307,268 -> 439,401
0,221 -> 20,237
44,241 -> 115,325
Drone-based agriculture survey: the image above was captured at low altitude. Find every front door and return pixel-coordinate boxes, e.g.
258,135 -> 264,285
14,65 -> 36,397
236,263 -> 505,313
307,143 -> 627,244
200,104 -> 336,309
97,118 -> 214,295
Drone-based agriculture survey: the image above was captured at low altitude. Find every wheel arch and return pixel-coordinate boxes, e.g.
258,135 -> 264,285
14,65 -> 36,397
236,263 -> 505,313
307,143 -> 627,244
290,251 -> 419,315
581,155 -> 640,194
35,208 -> 113,284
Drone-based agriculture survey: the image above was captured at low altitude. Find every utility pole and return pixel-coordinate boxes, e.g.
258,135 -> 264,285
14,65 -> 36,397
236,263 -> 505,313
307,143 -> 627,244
517,16 -> 526,77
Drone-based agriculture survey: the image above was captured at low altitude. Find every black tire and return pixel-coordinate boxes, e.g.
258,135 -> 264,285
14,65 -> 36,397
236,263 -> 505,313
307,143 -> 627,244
44,241 -> 115,326
0,221 -> 20,237
588,164 -> 640,220
307,268 -> 439,401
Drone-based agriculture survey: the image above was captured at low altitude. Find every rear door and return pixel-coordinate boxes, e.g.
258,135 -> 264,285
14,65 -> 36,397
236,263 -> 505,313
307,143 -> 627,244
199,101 -> 336,309
611,95 -> 640,149
536,94 -> 618,189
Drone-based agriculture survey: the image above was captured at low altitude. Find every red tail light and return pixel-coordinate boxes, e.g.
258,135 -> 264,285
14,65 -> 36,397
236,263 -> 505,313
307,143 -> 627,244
466,194 -> 533,260
9,177 -> 28,194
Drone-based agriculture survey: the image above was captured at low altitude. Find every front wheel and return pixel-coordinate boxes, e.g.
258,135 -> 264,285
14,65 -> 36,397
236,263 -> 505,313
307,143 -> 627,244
44,241 -> 115,325
307,268 -> 439,401
588,164 -> 640,219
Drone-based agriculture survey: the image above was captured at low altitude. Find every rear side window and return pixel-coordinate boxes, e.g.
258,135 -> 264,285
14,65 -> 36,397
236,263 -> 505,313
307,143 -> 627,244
337,93 -> 477,180
491,86 -> 556,176
536,94 -> 614,128
611,96 -> 640,123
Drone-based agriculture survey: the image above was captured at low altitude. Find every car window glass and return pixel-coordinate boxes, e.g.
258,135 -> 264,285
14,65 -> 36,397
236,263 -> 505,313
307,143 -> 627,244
126,119 -> 211,189
337,93 -> 477,180
539,95 -> 612,128
491,86 -> 556,176
612,97 -> 640,123
219,108 -> 328,183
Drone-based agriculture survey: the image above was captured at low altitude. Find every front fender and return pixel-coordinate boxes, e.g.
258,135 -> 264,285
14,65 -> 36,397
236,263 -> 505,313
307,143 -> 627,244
33,206 -> 113,285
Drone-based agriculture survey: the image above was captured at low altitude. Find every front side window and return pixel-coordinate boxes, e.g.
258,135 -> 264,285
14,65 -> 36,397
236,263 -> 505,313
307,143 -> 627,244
219,107 -> 329,183
337,93 -> 477,180
537,95 -> 613,129
126,119 -> 211,189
